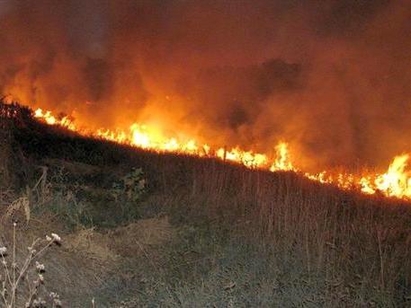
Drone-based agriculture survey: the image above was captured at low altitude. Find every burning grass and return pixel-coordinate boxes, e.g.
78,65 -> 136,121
28,101 -> 411,201
1,102 -> 411,306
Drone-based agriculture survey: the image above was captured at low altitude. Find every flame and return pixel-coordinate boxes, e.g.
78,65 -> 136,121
32,107 -> 411,200
215,147 -> 268,168
270,142 -> 296,171
34,108 -> 76,130
373,154 -> 411,198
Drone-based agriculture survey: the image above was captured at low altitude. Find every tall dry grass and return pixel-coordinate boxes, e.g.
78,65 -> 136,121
162,161 -> 411,306
0,117 -> 14,189
0,101 -> 33,191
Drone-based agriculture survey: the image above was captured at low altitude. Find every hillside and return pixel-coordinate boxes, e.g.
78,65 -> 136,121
1,102 -> 411,307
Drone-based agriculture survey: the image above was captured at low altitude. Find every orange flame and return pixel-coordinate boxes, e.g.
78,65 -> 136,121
32,107 -> 411,200
360,154 -> 411,198
270,142 -> 296,171
34,108 -> 76,130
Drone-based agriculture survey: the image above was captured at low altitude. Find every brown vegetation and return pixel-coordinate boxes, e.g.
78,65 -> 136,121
1,101 -> 411,307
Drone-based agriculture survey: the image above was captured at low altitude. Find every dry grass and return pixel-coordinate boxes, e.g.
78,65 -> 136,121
0,119 -> 14,188
2,101 -> 411,306
148,160 -> 411,306
64,216 -> 174,262
108,216 -> 175,258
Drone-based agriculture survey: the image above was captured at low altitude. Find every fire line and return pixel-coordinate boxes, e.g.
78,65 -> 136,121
33,107 -> 411,201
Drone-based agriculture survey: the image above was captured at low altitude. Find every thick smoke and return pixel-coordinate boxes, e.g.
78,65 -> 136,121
0,0 -> 410,169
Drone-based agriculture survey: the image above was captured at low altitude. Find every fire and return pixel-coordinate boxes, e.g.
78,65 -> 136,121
270,142 -> 296,171
34,109 -> 56,125
32,107 -> 411,200
365,154 -> 411,198
34,109 -> 76,131
216,147 -> 267,168
96,124 -> 202,154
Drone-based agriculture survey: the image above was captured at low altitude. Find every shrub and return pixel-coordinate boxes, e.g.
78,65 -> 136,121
110,168 -> 146,203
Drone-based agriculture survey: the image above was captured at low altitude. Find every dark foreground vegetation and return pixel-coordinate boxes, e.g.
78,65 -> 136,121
1,101 -> 411,307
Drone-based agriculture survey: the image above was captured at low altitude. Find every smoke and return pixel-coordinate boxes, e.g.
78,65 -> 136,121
0,0 -> 410,169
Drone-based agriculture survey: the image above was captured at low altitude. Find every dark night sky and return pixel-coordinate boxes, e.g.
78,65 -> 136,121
0,0 -> 410,169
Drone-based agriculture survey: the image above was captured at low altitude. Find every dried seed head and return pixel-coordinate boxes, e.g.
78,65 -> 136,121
33,298 -> 47,308
50,292 -> 62,307
51,233 -> 61,244
35,261 -> 45,273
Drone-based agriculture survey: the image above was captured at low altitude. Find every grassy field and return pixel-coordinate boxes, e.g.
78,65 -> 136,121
1,102 -> 411,307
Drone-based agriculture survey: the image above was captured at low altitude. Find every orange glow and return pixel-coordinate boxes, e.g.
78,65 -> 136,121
374,154 -> 411,198
270,142 -> 296,171
34,108 -> 76,130
216,147 -> 267,168
34,109 -> 57,125
32,107 -> 411,200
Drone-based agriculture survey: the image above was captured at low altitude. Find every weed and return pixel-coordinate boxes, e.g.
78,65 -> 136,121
110,168 -> 146,203
18,166 -> 93,230
109,168 -> 146,223
0,222 -> 62,307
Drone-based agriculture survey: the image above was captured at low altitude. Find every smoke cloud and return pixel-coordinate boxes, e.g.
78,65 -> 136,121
0,0 -> 410,169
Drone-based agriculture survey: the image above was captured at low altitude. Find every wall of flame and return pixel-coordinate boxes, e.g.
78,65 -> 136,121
33,107 -> 411,200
